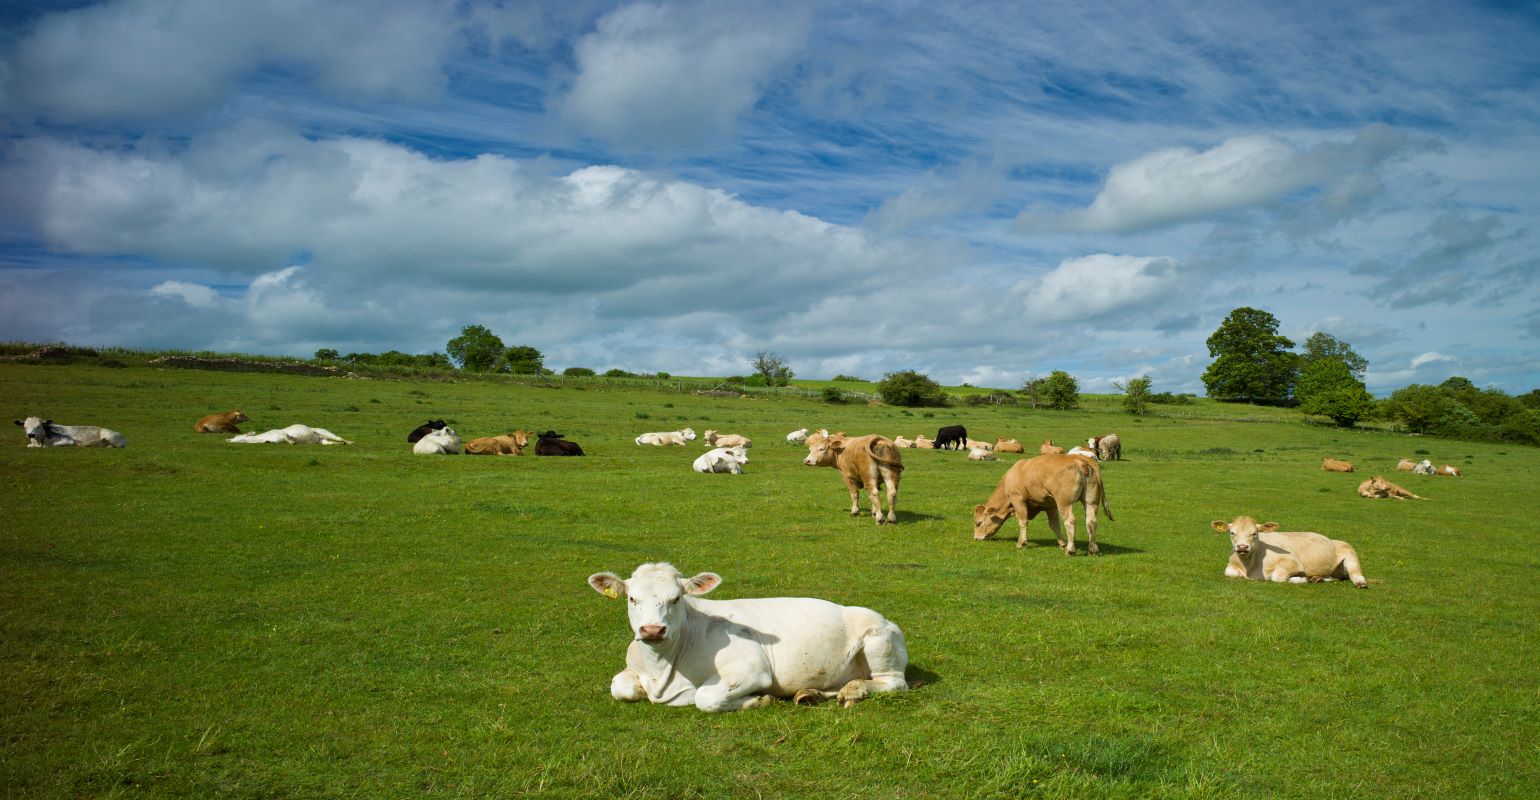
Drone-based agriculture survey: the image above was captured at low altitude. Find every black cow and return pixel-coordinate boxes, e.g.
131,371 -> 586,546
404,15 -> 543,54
934,425 -> 968,450
534,430 -> 584,456
407,420 -> 447,443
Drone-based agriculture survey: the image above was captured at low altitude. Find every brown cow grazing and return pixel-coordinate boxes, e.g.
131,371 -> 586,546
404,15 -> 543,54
1088,433 -> 1122,461
1395,458 -> 1416,471
195,410 -> 249,433
1357,476 -> 1424,500
1211,516 -> 1368,588
464,430 -> 531,455
1321,457 -> 1355,472
1039,439 -> 1064,455
1435,464 -> 1463,477
803,434 -> 904,524
993,438 -> 1025,454
973,454 -> 1113,555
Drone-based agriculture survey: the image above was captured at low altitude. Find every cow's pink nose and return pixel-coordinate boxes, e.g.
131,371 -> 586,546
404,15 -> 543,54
639,624 -> 667,640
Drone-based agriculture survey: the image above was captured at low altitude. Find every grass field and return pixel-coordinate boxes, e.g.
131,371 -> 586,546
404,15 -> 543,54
3,363 -> 1538,798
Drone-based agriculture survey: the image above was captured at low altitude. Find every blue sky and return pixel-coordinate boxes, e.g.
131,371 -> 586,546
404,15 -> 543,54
2,0 -> 1538,394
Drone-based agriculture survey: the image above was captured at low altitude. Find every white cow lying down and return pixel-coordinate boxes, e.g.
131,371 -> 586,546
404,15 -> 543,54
588,563 -> 909,711
15,416 -> 125,447
635,427 -> 696,446
693,446 -> 748,474
228,424 -> 353,445
413,426 -> 462,454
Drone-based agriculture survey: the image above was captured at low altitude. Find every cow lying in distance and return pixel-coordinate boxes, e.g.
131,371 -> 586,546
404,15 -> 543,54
913,435 -> 935,449
1396,458 -> 1416,471
803,433 -> 904,524
15,417 -> 125,448
635,427 -> 696,446
994,438 -> 1025,454
973,454 -> 1112,554
195,410 -> 249,433
535,430 -> 583,456
228,424 -> 352,445
1357,476 -> 1424,500
588,563 -> 908,711
966,438 -> 993,451
934,425 -> 968,451
1412,459 -> 1435,475
1067,445 -> 1099,460
1089,433 -> 1122,461
413,426 -> 462,455
464,430 -> 530,455
694,446 -> 748,474
786,428 -> 810,444
967,445 -> 998,461
1211,516 -> 1368,588
893,435 -> 915,448
1322,457 -> 1355,472
703,430 -> 752,448
407,420 -> 447,443
1039,440 -> 1064,455
1436,464 -> 1463,477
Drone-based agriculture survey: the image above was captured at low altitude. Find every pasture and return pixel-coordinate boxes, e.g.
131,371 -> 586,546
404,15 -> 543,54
3,363 -> 1538,798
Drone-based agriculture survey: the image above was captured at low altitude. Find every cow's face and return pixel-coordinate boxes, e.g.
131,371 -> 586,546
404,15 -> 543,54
16,417 -> 49,445
973,503 -> 1009,540
1211,517 -> 1278,557
231,411 -> 250,424
589,563 -> 720,644
681,428 -> 696,441
803,435 -> 845,466
512,430 -> 531,448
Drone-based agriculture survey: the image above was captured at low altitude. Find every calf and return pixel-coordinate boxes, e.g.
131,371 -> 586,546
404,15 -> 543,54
15,417 -> 125,448
694,446 -> 749,474
635,427 -> 696,446
703,430 -> 752,448
1089,433 -> 1122,461
413,426 -> 463,455
803,433 -> 904,524
1321,457 -> 1355,473
973,454 -> 1112,554
407,420 -> 447,443
1357,476 -> 1424,500
588,563 -> 908,711
993,438 -> 1025,454
195,410 -> 249,433
1211,516 -> 1368,588
934,425 -> 968,451
464,430 -> 530,455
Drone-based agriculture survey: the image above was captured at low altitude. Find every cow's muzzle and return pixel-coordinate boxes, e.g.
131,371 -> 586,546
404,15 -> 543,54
638,624 -> 667,641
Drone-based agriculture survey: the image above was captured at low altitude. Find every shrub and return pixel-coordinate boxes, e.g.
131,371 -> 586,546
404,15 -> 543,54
832,374 -> 868,382
876,370 -> 949,407
1041,370 -> 1080,410
821,386 -> 846,404
563,367 -> 596,377
1120,375 -> 1153,416
603,368 -> 636,378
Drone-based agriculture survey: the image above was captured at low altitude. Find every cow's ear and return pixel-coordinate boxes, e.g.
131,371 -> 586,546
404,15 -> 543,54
588,572 -> 626,600
974,504 -> 987,516
1210,520 -> 1230,533
12,420 -> 20,426
682,572 -> 721,595
1259,522 -> 1280,532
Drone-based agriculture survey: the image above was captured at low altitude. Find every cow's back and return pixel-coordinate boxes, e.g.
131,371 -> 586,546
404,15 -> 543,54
1258,530 -> 1344,573
692,597 -> 895,695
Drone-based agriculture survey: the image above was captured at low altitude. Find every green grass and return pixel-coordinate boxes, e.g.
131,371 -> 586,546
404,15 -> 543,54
2,364 -> 1537,798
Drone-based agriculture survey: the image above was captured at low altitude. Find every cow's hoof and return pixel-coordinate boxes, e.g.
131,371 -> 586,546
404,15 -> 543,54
836,681 -> 868,708
793,689 -> 822,706
1064,549 -> 1077,557
746,695 -> 775,709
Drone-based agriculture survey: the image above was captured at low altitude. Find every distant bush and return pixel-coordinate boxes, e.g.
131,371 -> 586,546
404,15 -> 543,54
876,370 -> 949,407
563,367 -> 596,377
655,372 -> 671,380
724,375 -> 747,385
1150,392 -> 1197,405
963,391 -> 1018,407
821,386 -> 846,404
603,368 -> 637,378
831,374 -> 869,382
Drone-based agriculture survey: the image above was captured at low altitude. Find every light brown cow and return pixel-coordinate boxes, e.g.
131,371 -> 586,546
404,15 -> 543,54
195,410 -> 249,433
1357,476 -> 1424,500
1088,433 -> 1121,461
994,438 -> 1024,454
1435,464 -> 1463,477
965,438 -> 993,451
913,435 -> 935,449
1321,457 -> 1355,472
973,454 -> 1113,555
703,430 -> 752,448
803,434 -> 904,524
893,435 -> 915,448
1395,458 -> 1416,471
1039,439 -> 1064,455
464,429 -> 531,455
1211,516 -> 1368,588
967,445 -> 998,461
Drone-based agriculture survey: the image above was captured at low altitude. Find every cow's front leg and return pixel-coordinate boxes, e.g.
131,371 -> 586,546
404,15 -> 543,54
693,675 -> 774,712
610,669 -> 646,702
1269,559 -> 1307,584
1012,498 -> 1032,548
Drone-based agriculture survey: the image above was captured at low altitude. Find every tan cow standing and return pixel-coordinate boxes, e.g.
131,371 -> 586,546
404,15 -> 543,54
994,438 -> 1024,454
195,410 -> 249,433
1321,457 -> 1355,472
464,430 -> 531,455
972,454 -> 1113,555
802,434 -> 904,524
1357,476 -> 1424,500
1039,440 -> 1064,455
1211,516 -> 1368,588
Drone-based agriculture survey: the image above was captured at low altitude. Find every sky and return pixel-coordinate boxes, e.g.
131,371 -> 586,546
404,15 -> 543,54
1,0 -> 1538,394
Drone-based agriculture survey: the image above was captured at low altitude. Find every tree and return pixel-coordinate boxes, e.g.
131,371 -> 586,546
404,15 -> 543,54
1201,307 -> 1299,403
1301,332 -> 1367,380
876,370 -> 949,407
1118,375 -> 1153,415
1019,376 -> 1045,409
1382,385 -> 1464,433
563,367 -> 596,377
502,345 -> 545,375
1297,359 -> 1376,426
1041,370 -> 1079,410
750,351 -> 794,387
446,325 -> 505,372
314,348 -> 339,361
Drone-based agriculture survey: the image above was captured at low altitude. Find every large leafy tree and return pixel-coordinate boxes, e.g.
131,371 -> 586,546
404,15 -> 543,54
749,351 -> 794,387
1296,332 -> 1375,426
502,345 -> 545,374
1201,307 -> 1299,403
877,370 -> 948,407
446,325 -> 505,372
1040,370 -> 1080,410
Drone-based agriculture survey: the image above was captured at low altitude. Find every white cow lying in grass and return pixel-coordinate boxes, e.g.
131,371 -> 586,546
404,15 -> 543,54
413,426 -> 462,454
588,563 -> 908,711
14,416 -> 125,447
693,446 -> 748,474
228,424 -> 353,445
785,428 -> 810,444
1211,516 -> 1369,588
635,427 -> 696,446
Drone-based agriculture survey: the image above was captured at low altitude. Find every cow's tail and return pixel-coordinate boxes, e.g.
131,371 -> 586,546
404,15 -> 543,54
868,437 -> 905,472
1097,481 -> 1114,521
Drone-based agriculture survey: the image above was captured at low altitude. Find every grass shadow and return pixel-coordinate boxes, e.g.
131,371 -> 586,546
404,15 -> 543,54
982,537 -> 1145,556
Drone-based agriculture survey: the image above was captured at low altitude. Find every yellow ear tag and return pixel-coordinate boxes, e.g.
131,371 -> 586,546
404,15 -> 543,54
603,587 -> 620,600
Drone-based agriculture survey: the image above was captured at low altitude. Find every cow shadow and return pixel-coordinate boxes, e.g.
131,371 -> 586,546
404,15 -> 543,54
893,511 -> 944,523
905,662 -> 942,688
989,537 -> 1144,556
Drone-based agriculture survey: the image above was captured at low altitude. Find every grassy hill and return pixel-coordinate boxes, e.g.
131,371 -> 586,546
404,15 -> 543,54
3,363 -> 1536,798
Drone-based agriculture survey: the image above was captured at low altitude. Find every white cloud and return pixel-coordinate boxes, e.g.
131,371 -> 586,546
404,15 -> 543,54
149,280 -> 222,309
1410,351 -> 1454,369
1019,254 -> 1187,324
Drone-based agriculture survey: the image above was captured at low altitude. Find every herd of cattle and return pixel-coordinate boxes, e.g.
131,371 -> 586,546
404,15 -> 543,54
16,405 -> 1465,712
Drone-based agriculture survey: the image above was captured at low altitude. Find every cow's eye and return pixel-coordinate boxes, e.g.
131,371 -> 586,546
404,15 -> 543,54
669,596 -> 679,605
628,597 -> 637,605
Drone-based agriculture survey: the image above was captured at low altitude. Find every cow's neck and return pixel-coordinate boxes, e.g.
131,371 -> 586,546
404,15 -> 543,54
636,605 -> 699,702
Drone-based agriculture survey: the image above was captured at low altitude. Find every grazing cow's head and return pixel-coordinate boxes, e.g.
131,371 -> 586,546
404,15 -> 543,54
803,434 -> 847,466
589,563 -> 720,644
15,417 -> 51,445
1211,516 -> 1279,557
973,503 -> 1010,540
